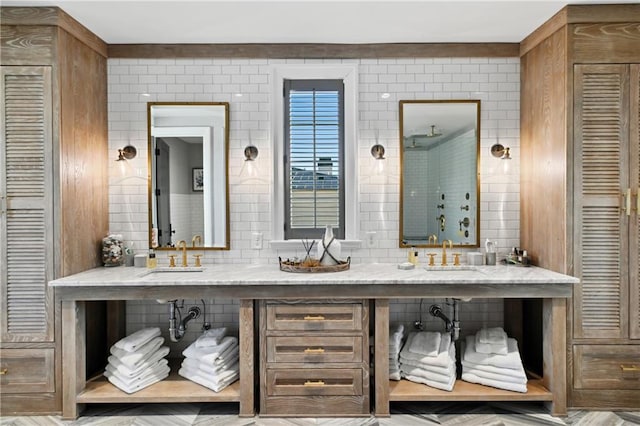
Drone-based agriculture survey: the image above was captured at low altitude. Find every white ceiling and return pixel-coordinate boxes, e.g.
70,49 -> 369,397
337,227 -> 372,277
3,0 -> 633,44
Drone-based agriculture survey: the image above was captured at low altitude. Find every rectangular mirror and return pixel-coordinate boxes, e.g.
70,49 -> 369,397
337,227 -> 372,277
399,100 -> 480,248
147,102 -> 230,250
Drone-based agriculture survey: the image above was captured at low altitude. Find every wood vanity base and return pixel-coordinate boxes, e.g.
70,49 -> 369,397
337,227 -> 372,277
52,264 -> 575,419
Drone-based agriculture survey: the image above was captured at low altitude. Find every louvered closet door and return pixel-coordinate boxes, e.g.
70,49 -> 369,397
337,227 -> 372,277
0,66 -> 54,343
574,64 -> 630,339
630,64 -> 640,340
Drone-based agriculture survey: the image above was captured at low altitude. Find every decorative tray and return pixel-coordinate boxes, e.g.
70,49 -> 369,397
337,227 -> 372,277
279,256 -> 350,273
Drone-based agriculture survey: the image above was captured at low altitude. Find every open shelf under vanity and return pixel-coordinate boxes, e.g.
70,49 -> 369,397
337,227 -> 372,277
78,359 -> 240,404
388,379 -> 552,402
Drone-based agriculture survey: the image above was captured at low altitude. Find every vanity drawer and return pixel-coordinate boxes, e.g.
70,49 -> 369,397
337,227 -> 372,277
266,368 -> 363,396
0,348 -> 55,393
267,336 -> 363,363
574,345 -> 640,390
266,303 -> 363,332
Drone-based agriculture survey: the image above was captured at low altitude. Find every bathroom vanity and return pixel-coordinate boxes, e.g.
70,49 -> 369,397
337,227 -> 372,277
50,263 -> 577,419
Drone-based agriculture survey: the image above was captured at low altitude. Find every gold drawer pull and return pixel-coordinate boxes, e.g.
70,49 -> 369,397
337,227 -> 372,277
303,315 -> 325,321
621,364 -> 640,379
0,368 -> 7,375
304,347 -> 325,354
304,380 -> 325,387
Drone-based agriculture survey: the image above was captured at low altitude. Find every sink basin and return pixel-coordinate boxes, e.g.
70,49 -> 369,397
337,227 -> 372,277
424,265 -> 479,272
138,267 -> 205,277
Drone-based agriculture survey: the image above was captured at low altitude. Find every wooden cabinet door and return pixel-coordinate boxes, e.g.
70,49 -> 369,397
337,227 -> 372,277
630,64 -> 640,340
0,66 -> 54,343
573,64 -> 630,339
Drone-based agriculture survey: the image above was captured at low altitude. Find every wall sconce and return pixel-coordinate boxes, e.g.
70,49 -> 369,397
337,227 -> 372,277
371,144 -> 385,160
244,145 -> 258,161
116,145 -> 137,161
490,143 -> 511,160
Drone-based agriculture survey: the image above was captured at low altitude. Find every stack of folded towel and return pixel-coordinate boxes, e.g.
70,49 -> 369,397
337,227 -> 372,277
461,327 -> 528,393
178,327 -> 240,392
104,327 -> 170,393
399,331 -> 456,391
389,324 -> 405,380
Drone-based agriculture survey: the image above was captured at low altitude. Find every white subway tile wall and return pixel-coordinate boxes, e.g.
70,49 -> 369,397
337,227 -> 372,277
108,58 -> 519,354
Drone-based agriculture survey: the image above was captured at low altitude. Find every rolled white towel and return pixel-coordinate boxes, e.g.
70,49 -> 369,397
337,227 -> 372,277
107,355 -> 168,379
195,327 -> 227,348
475,327 -> 508,355
105,361 -> 170,387
401,372 -> 455,392
114,327 -> 161,353
463,335 -> 523,370
461,372 -> 527,393
461,359 -> 527,380
110,338 -> 165,368
400,332 -> 454,368
106,368 -> 169,394
183,336 -> 237,364
389,371 -> 401,381
462,366 -> 527,385
408,331 -> 441,357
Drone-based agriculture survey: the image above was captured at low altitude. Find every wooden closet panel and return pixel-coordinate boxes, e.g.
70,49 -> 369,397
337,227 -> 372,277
572,22 -> 640,64
519,28 -> 568,271
630,64 -> 640,340
573,64 -> 630,339
0,66 -> 54,343
57,28 -> 108,277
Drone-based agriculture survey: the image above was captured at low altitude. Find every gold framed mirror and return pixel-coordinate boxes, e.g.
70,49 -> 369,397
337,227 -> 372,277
147,102 -> 230,250
399,100 -> 480,248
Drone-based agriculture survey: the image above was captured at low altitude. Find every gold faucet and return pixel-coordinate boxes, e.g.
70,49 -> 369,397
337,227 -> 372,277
441,239 -> 453,266
192,235 -> 202,248
177,240 -> 188,267
428,234 -> 438,245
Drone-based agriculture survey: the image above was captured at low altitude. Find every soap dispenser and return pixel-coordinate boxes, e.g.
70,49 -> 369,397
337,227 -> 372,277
408,246 -> 419,266
147,249 -> 157,269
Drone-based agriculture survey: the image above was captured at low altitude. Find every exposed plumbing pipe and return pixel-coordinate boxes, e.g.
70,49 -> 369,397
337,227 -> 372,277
452,298 -> 460,342
168,300 -> 180,342
429,299 -> 461,341
414,298 -> 425,330
167,300 -> 201,342
179,306 -> 201,334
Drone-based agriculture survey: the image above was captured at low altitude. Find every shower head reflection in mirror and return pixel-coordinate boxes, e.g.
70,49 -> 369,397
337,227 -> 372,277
399,100 -> 480,248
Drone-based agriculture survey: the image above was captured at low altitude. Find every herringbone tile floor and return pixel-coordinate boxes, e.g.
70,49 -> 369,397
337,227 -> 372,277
2,402 -> 639,425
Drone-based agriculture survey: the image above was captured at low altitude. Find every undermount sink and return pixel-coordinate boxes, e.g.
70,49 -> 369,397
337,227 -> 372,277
138,267 -> 205,277
424,265 -> 479,272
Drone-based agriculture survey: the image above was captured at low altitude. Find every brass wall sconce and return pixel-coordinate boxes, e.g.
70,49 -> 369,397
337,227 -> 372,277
244,145 -> 258,161
490,143 -> 511,160
116,145 -> 137,161
371,144 -> 385,160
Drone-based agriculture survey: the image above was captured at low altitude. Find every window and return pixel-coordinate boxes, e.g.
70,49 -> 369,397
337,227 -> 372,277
284,80 -> 345,240
271,64 -> 358,244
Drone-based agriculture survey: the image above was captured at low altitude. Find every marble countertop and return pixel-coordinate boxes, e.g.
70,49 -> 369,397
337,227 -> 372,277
51,263 -> 578,286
